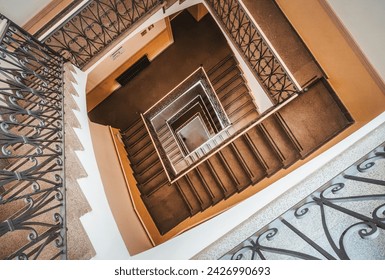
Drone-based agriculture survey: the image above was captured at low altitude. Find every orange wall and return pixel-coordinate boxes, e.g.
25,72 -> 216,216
275,0 -> 385,125
89,122 -> 153,255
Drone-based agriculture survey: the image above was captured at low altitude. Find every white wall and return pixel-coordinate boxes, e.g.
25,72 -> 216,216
327,0 -> 385,82
0,0 -> 52,26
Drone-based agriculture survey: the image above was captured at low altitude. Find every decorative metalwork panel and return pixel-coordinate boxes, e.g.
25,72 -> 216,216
43,0 -> 163,68
0,16 -> 66,259
205,0 -> 298,104
221,142 -> 385,260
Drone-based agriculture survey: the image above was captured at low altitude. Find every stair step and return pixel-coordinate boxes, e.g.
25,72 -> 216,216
186,171 -> 213,210
140,184 -> 190,235
260,116 -> 301,167
129,141 -> 156,164
215,74 -> 243,95
210,63 -> 239,86
175,178 -> 201,215
125,129 -> 150,148
233,137 -> 267,183
196,163 -> 225,204
222,88 -> 248,109
129,139 -> 152,157
245,128 -> 283,176
231,103 -> 259,128
211,153 -> 238,196
132,149 -> 158,171
219,79 -> 246,103
207,54 -> 235,76
243,133 -> 270,174
219,147 -> 250,191
137,159 -> 163,182
274,112 -> 304,156
122,118 -> 142,135
139,171 -> 168,196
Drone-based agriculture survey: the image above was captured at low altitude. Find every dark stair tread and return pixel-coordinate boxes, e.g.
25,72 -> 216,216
219,79 -> 247,102
261,116 -> 301,167
246,128 -> 283,176
215,74 -> 243,95
141,185 -> 190,235
219,147 -> 250,191
186,171 -> 213,210
195,164 -> 224,204
233,137 -> 267,182
129,138 -> 152,157
132,149 -> 158,171
207,54 -> 235,76
231,104 -> 259,128
125,129 -> 150,148
208,153 -> 237,196
139,171 -> 168,195
137,160 -> 163,181
222,87 -> 251,112
122,118 -> 142,135
175,176 -> 202,214
128,142 -> 156,165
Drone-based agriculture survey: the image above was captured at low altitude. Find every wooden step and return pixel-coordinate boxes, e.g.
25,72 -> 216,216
174,180 -> 201,216
219,146 -> 250,191
260,116 -> 301,167
222,88 -> 248,110
139,170 -> 169,196
245,127 -> 283,176
211,65 -> 241,89
210,63 -> 239,86
128,138 -> 152,157
185,170 -> 213,210
122,118 -> 142,135
137,159 -> 163,182
231,103 -> 259,128
125,128 -> 150,148
209,153 -> 238,196
274,112 -> 304,156
129,141 -> 156,165
233,136 -> 267,183
196,162 -> 225,204
218,78 -> 245,102
215,74 -> 243,95
122,121 -> 145,141
132,149 -> 157,171
207,54 -> 235,75
141,184 -> 190,235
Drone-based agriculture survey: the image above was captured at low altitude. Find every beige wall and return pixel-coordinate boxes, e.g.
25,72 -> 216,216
275,0 -> 385,124
86,18 -> 168,93
86,18 -> 174,112
89,121 -> 153,255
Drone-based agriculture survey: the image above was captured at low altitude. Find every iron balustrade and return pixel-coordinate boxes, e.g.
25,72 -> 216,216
221,142 -> 385,260
205,0 -> 299,104
42,0 -> 164,69
0,15 -> 66,259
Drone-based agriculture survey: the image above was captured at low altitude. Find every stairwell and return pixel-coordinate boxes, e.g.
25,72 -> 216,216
118,49 -> 352,236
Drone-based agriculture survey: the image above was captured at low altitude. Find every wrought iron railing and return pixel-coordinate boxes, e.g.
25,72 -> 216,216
42,0 -> 164,69
0,15 -> 66,259
221,142 -> 385,260
205,0 -> 298,104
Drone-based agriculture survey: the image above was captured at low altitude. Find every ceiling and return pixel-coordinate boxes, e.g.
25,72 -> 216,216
0,0 -> 53,26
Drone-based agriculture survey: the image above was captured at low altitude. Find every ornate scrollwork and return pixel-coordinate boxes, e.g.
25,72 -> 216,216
0,15 -> 66,259
205,0 -> 298,104
221,142 -> 385,260
42,0 -> 163,68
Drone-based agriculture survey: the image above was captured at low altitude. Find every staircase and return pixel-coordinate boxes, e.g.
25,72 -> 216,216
206,54 -> 259,130
120,57 -> 303,235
